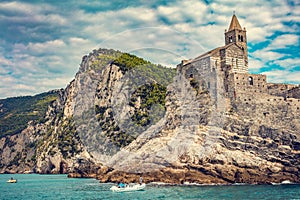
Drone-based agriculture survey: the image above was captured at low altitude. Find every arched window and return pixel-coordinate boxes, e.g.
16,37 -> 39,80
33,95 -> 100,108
238,35 -> 241,41
249,76 -> 254,85
229,36 -> 233,43
241,35 -> 243,42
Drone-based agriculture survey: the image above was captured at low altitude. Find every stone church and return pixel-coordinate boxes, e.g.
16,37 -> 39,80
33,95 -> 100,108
178,14 -> 300,104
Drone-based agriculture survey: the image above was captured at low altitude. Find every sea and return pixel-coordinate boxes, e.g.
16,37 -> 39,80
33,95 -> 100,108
0,174 -> 299,200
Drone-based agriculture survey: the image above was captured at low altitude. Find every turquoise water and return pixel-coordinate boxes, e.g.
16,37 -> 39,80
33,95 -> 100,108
0,174 -> 300,200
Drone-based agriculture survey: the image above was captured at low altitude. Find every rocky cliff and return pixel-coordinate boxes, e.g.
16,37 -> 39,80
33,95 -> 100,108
95,63 -> 300,184
0,48 -> 175,176
1,48 -> 300,185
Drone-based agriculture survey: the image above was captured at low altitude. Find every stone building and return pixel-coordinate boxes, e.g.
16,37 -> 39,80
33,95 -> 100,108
178,14 -> 300,105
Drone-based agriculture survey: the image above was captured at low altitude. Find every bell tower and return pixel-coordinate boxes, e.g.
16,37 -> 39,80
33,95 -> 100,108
225,14 -> 248,64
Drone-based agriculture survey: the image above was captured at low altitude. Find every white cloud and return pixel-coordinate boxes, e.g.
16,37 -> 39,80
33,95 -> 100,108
157,0 -> 207,24
252,49 -> 285,62
27,40 -> 66,54
267,34 -> 299,49
263,70 -> 300,84
0,1 -> 41,14
248,57 -> 265,71
69,37 -> 89,45
273,58 -> 300,69
0,1 -> 66,25
0,56 -> 12,66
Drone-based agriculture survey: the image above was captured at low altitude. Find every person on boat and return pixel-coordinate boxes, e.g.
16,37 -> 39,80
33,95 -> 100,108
139,176 -> 143,185
118,182 -> 126,188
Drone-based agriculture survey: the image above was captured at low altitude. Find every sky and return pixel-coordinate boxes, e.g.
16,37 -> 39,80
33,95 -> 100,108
0,0 -> 299,98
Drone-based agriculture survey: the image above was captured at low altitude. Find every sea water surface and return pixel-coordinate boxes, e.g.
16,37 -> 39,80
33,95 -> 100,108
0,174 -> 300,200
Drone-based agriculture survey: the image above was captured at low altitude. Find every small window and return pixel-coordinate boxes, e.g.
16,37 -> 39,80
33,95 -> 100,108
249,76 -> 254,85
229,36 -> 233,43
241,35 -> 243,42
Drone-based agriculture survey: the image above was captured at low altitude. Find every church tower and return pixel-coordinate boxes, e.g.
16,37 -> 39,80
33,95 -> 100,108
224,14 -> 248,64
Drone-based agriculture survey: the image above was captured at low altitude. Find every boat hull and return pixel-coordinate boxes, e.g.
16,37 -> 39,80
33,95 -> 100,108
110,183 -> 146,192
7,179 -> 17,183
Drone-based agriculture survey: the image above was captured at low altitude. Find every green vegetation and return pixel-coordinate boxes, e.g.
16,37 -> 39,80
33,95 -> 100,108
93,50 -> 176,148
57,118 -> 82,159
91,49 -> 176,86
112,53 -> 150,72
0,91 -> 59,138
91,51 -> 122,70
130,83 -> 167,126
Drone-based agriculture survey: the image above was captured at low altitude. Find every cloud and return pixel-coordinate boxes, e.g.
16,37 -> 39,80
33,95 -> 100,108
157,0 -> 207,24
267,34 -> 299,49
0,0 -> 299,98
273,58 -> 300,69
263,70 -> 300,84
0,1 -> 66,25
252,49 -> 285,62
0,56 -> 12,66
248,57 -> 265,71
12,40 -> 66,56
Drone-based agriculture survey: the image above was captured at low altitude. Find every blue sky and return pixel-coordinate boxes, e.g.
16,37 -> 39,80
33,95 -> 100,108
0,0 -> 299,98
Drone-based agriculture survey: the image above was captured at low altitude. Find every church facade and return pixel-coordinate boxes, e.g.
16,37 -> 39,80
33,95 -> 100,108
178,14 -> 300,103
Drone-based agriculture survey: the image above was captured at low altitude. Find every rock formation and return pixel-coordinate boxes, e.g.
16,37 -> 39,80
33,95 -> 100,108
0,46 -> 299,184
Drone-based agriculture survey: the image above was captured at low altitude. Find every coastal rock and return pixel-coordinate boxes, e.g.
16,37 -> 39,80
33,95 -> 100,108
96,167 -> 227,185
94,58 -> 300,184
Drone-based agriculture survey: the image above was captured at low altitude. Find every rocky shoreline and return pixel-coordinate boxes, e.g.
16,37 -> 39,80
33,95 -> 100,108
2,165 -> 299,186
67,165 -> 300,185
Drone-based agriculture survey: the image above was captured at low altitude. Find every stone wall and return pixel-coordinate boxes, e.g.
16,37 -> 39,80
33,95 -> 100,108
287,86 -> 300,99
231,73 -> 267,96
234,92 -> 300,133
267,83 -> 297,97
223,45 -> 247,73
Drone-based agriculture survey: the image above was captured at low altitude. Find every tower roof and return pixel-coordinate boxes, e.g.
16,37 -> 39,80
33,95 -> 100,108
228,14 -> 242,31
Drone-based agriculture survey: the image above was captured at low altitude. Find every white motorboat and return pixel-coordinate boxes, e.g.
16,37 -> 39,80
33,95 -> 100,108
110,183 -> 146,192
7,179 -> 17,183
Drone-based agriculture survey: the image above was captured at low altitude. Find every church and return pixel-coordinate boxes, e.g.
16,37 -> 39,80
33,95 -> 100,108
178,14 -> 299,102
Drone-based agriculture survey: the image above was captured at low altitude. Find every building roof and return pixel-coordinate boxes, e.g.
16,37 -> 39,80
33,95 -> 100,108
182,43 -> 240,66
228,14 -> 242,31
194,43 -> 236,60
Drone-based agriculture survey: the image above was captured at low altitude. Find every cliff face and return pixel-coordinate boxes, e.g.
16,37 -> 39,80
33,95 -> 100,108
0,49 -> 175,175
96,58 -> 300,184
1,48 -> 299,184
